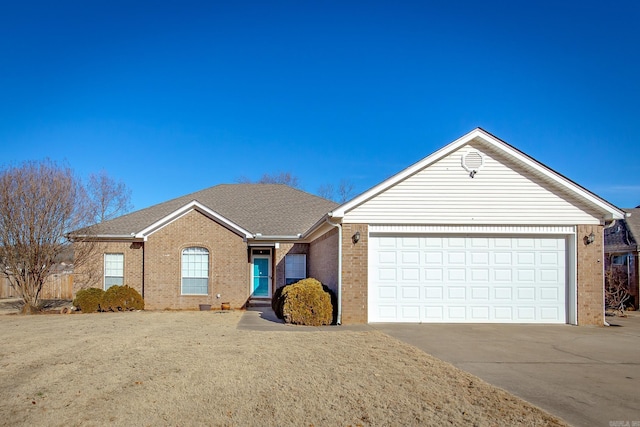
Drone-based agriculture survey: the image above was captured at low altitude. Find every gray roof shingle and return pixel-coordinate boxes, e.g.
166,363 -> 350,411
83,184 -> 338,237
605,208 -> 640,253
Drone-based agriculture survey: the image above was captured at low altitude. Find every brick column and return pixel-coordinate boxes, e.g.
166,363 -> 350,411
576,224 -> 605,325
340,224 -> 368,324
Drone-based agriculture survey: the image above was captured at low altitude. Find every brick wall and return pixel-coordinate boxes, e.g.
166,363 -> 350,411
144,210 -> 249,310
576,224 -> 605,325
309,227 -> 339,294
340,223 -> 368,324
73,240 -> 144,296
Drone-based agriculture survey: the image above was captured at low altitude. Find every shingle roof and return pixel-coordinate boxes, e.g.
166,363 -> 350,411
604,208 -> 640,253
83,184 -> 338,237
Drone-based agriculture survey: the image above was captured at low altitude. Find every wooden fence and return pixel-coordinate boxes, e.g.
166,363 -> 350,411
0,274 -> 74,300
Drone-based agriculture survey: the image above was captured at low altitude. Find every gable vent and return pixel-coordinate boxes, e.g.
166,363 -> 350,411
461,151 -> 484,178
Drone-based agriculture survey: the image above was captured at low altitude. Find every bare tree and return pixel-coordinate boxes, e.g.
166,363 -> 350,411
337,179 -> 355,203
317,183 -> 335,200
605,267 -> 631,316
87,170 -> 133,223
0,160 -> 97,313
237,172 -> 300,188
317,179 -> 355,203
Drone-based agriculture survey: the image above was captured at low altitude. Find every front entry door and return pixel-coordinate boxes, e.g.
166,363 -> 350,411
252,255 -> 271,298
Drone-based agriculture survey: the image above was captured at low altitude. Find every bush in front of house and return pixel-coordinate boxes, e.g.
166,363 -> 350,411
73,287 -> 105,313
102,285 -> 145,311
73,285 -> 144,313
274,278 -> 333,326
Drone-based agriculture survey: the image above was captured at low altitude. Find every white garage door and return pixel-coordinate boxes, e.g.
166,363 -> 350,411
369,235 -> 567,323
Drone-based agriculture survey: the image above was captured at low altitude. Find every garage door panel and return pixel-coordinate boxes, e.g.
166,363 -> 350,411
448,306 -> 466,319
425,268 -> 443,281
494,306 -> 514,320
448,287 -> 466,299
377,286 -> 397,301
448,269 -> 466,281
369,235 -> 567,323
471,268 -> 489,281
539,287 -> 559,301
424,306 -> 444,320
401,286 -> 420,300
471,287 -> 490,300
494,287 -> 512,299
425,286 -> 443,299
378,268 -> 396,281
470,306 -> 490,320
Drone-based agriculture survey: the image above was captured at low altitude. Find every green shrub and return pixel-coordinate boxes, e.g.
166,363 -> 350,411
280,278 -> 333,326
73,288 -> 105,313
102,285 -> 144,311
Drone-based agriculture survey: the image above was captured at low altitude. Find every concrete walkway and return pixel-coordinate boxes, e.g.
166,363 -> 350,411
372,315 -> 640,427
237,307 -> 372,332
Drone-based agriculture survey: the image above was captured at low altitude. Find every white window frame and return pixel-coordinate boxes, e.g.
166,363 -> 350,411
104,253 -> 124,290
285,254 -> 306,285
181,247 -> 209,295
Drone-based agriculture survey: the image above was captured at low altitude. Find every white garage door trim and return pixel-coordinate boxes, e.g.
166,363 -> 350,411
368,227 -> 577,324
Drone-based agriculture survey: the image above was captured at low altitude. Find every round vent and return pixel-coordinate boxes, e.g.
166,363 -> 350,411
461,151 -> 484,178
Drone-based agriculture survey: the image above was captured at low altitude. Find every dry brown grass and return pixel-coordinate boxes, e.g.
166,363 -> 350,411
0,310 -> 567,426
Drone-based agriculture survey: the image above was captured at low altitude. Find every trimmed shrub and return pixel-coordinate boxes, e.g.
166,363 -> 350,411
102,285 -> 144,311
73,288 -> 105,313
280,278 -> 333,326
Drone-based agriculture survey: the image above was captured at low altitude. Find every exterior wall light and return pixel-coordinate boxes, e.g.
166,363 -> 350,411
585,232 -> 595,245
352,231 -> 361,244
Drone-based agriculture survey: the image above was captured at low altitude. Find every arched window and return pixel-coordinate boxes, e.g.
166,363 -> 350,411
181,247 -> 209,295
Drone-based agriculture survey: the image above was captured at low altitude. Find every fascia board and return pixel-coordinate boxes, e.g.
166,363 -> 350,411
136,200 -> 253,239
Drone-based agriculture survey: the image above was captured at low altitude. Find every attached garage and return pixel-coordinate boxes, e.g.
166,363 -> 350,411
368,231 -> 574,323
327,128 -> 625,326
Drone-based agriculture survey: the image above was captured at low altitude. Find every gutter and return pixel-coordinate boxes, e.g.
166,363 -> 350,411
325,217 -> 343,325
251,233 -> 303,241
67,233 -> 141,240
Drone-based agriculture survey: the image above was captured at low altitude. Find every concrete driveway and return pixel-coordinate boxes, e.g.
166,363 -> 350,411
373,314 -> 640,427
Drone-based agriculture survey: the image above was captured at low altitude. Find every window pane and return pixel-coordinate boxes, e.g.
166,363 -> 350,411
104,254 -> 124,290
182,278 -> 208,295
182,247 -> 209,294
285,254 -> 306,284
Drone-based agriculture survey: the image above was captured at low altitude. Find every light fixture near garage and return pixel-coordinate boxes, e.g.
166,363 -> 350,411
461,151 -> 484,178
585,231 -> 595,245
352,231 -> 361,244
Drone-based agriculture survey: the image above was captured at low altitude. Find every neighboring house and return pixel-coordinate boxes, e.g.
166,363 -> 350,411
73,128 -> 625,325
604,207 -> 639,309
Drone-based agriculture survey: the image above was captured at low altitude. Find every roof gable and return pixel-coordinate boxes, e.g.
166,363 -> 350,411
136,200 -> 253,239
331,128 -> 625,223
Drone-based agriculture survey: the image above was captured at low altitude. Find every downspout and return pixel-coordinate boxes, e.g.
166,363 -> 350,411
602,219 -> 618,326
325,217 -> 342,325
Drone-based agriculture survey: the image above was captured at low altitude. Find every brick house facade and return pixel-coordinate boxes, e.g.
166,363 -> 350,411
73,129 -> 624,326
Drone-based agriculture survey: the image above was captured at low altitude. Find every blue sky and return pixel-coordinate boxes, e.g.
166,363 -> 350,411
1,0 -> 638,211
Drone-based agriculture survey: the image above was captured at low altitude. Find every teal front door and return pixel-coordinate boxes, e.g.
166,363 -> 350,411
252,255 -> 271,297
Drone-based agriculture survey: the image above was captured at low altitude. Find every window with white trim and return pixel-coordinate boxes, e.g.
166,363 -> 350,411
285,254 -> 306,285
181,247 -> 209,295
104,253 -> 124,290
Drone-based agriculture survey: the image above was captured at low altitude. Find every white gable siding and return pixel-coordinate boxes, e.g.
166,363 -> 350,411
344,140 -> 603,225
